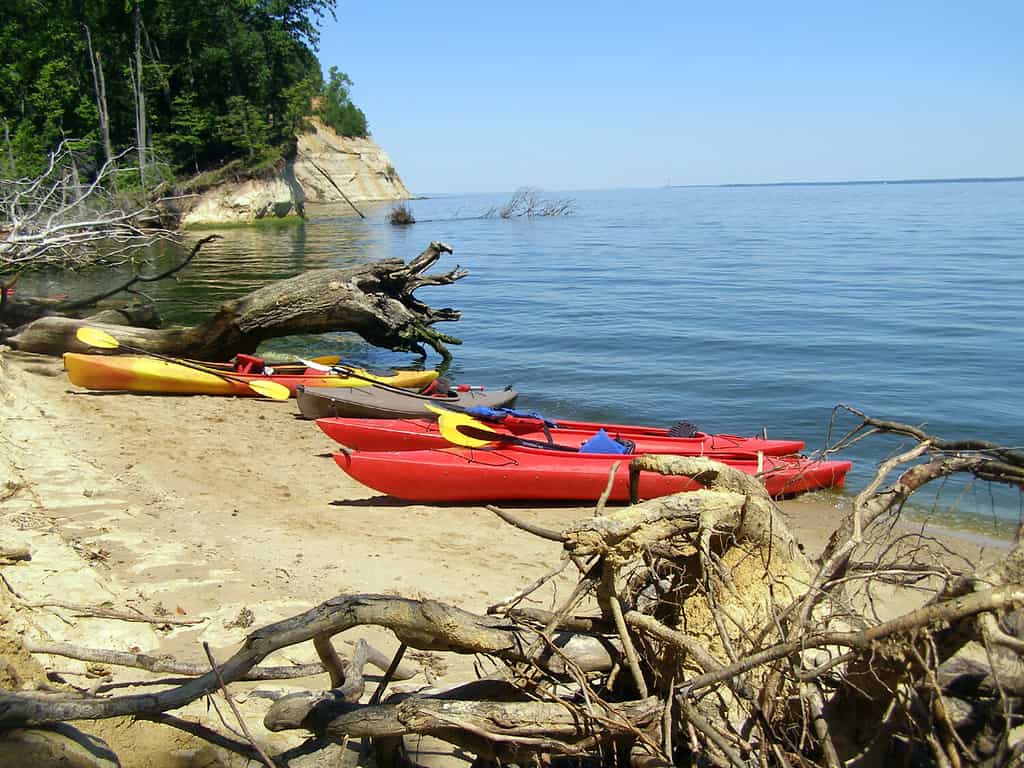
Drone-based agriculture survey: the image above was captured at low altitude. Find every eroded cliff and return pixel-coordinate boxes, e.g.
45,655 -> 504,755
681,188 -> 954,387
181,118 -> 409,226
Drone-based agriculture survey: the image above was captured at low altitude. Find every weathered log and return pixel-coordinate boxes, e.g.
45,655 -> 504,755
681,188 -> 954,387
263,690 -> 338,734
6,241 -> 466,361
265,678 -> 527,733
0,593 -> 617,727
320,696 -> 662,758
0,300 -> 161,331
337,638 -> 369,703
312,634 -> 347,689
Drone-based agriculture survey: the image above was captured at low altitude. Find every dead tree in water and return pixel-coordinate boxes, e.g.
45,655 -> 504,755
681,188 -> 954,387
0,141 -> 175,274
4,241 -> 466,361
2,411 -> 1022,766
0,139 -> 181,336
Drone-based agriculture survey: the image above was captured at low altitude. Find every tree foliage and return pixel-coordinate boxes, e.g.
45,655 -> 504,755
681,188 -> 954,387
0,0 -> 365,179
318,66 -> 368,138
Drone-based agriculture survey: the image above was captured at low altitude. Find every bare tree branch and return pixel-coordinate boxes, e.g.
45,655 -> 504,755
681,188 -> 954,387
1,141 -> 179,274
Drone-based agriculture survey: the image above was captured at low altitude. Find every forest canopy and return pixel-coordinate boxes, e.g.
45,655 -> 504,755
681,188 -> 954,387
0,0 -> 368,180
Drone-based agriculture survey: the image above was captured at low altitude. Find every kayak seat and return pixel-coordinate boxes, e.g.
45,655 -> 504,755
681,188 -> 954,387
234,353 -> 265,374
421,379 -> 458,398
667,420 -> 699,438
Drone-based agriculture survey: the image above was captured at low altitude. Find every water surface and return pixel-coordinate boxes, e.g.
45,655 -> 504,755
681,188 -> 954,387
24,181 -> 1024,531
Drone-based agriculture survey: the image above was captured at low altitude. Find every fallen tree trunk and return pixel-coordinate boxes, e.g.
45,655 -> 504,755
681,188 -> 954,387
4,241 -> 466,361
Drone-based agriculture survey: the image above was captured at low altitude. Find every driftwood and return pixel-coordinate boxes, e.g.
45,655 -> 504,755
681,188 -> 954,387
203,641 -> 277,768
25,601 -> 205,626
0,141 -> 178,274
320,696 -> 661,759
2,410 -> 1023,767
0,594 -> 617,727
4,241 -> 466,361
24,639 -> 415,682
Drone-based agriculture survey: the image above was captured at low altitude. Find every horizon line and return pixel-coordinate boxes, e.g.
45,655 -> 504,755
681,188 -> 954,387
411,175 -> 1024,197
669,175 -> 1024,190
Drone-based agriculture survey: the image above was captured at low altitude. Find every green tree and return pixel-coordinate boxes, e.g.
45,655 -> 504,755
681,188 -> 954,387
318,66 -> 368,137
157,91 -> 211,171
282,77 -> 320,136
219,95 -> 271,162
0,0 -> 352,178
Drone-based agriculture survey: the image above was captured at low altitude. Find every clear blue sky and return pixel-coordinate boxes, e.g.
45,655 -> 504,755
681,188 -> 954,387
316,2 -> 1024,194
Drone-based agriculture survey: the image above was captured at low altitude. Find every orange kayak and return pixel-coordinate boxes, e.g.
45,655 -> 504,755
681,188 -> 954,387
63,353 -> 438,396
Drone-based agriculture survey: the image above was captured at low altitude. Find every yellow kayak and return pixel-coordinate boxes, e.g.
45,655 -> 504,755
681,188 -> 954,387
63,353 -> 438,397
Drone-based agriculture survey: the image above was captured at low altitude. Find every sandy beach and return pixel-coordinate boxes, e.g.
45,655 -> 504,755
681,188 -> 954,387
0,348 -> 1008,766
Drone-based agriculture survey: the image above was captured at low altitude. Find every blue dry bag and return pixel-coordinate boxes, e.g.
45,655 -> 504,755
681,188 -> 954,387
578,428 -> 630,454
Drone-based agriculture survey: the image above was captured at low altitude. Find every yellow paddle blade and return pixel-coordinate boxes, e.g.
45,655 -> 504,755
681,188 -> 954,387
76,326 -> 120,349
308,355 -> 341,365
247,380 -> 291,401
427,404 -> 498,448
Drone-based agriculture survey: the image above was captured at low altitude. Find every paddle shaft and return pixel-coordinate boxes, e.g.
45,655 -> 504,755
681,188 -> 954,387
102,341 -> 285,392
302,359 -> 437,396
195,355 -> 341,372
456,424 -> 579,452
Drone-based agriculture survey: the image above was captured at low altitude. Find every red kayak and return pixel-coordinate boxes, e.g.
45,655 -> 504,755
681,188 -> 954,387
316,416 -> 806,456
332,445 -> 851,503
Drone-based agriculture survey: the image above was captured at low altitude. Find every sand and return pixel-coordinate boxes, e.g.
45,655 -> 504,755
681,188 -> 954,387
0,348 -> 1008,766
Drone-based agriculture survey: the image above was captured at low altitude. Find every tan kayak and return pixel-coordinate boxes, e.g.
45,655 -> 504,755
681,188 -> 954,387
296,383 -> 518,419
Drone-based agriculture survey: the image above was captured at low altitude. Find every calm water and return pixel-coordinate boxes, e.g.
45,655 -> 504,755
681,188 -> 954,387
27,182 -> 1024,531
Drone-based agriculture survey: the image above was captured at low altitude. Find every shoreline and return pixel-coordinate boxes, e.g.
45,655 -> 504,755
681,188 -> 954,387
0,348 -> 1008,765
